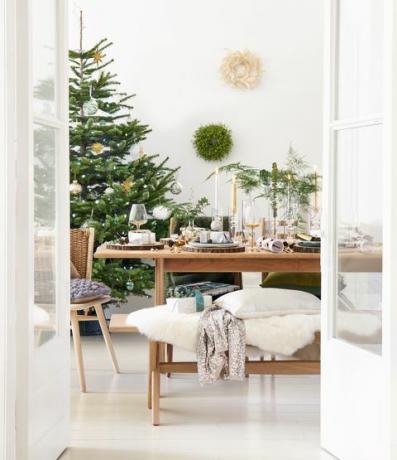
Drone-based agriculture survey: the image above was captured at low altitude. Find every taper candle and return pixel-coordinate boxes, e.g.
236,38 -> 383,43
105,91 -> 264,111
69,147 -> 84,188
214,167 -> 219,211
231,175 -> 237,215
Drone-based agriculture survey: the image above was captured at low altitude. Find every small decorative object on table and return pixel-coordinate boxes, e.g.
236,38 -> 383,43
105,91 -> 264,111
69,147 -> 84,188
166,286 -> 211,314
257,237 -> 284,253
210,207 -> 223,231
128,229 -> 156,245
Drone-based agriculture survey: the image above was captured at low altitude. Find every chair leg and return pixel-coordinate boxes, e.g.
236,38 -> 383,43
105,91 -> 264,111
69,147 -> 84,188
166,344 -> 173,378
152,341 -> 161,426
148,341 -> 157,409
93,304 -> 120,373
70,310 -> 86,393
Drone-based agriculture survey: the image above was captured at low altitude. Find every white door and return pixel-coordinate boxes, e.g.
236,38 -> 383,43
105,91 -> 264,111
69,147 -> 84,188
322,0 -> 390,458
13,0 -> 70,458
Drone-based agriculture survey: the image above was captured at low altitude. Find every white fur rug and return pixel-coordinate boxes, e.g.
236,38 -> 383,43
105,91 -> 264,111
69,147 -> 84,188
127,306 -> 382,356
127,306 -> 321,356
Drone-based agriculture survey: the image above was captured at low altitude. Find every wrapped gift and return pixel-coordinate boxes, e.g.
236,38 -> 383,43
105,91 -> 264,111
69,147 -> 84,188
128,231 -> 156,245
166,297 -> 197,314
210,231 -> 231,243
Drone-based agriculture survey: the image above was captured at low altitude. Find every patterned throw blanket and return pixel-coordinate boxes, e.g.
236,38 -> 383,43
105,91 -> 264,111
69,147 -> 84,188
197,305 -> 246,385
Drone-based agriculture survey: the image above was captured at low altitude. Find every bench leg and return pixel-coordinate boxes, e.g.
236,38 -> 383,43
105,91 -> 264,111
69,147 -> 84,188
166,344 -> 173,378
152,341 -> 161,425
148,341 -> 157,409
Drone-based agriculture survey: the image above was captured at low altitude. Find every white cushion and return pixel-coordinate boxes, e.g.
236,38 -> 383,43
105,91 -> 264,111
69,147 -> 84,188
214,287 -> 320,319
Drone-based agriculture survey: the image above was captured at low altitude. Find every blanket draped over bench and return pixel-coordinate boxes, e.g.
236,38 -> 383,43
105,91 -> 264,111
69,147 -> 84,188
197,305 -> 246,385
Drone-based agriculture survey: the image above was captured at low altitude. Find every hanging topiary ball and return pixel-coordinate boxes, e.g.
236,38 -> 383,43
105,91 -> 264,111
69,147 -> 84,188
192,123 -> 233,162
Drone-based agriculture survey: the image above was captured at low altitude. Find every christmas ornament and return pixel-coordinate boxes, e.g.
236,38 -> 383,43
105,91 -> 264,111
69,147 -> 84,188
171,180 -> 183,195
152,205 -> 172,220
69,180 -> 82,195
83,86 -> 98,115
92,49 -> 105,64
104,186 -> 114,195
139,145 -> 145,158
126,280 -> 135,291
90,142 -> 104,155
122,178 -> 134,192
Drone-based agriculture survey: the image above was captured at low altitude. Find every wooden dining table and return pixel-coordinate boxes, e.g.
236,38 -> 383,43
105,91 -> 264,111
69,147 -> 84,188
94,245 -> 383,304
95,245 -> 322,304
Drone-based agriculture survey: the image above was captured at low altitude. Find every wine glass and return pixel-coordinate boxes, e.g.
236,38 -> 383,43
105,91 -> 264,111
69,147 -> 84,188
242,199 -> 260,250
129,204 -> 148,231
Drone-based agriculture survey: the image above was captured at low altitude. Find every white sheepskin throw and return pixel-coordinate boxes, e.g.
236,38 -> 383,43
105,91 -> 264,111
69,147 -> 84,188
127,307 -> 382,356
127,306 -> 321,356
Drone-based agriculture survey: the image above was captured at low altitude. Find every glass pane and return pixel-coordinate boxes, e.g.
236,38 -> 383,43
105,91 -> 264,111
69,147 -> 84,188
336,0 -> 383,120
335,124 -> 382,354
32,0 -> 57,116
34,124 -> 57,346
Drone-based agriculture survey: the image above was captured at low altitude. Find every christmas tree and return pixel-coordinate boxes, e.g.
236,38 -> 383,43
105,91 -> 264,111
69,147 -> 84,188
69,14 -> 180,300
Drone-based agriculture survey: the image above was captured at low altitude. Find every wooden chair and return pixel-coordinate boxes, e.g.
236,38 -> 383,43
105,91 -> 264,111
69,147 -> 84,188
70,228 -> 119,392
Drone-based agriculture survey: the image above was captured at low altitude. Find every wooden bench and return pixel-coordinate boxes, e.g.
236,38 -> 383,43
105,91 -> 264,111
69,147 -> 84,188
109,313 -> 139,333
109,313 -> 320,425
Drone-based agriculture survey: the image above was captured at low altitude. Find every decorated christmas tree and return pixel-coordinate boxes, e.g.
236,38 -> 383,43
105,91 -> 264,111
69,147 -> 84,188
69,14 -> 180,300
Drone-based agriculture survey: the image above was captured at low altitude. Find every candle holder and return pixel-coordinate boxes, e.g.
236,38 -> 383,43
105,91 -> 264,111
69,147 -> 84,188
242,199 -> 260,251
210,208 -> 223,231
228,210 -> 241,243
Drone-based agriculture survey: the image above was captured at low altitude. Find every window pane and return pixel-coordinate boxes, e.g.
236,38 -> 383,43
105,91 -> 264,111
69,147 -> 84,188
335,124 -> 382,354
34,124 -> 57,346
32,0 -> 57,116
336,0 -> 383,120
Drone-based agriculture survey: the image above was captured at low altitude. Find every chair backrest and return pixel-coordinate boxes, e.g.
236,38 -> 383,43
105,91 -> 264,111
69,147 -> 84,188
70,228 -> 95,280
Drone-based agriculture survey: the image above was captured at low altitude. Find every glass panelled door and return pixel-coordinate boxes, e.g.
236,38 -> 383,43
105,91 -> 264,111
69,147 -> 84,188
28,0 -> 70,458
322,0 -> 386,459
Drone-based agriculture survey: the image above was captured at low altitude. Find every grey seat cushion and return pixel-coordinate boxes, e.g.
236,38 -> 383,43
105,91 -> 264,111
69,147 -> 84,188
71,278 -> 111,303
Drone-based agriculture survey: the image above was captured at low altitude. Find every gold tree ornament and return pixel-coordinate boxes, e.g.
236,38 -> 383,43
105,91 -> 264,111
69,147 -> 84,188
220,49 -> 263,90
92,50 -> 105,64
122,178 -> 134,192
90,142 -> 104,155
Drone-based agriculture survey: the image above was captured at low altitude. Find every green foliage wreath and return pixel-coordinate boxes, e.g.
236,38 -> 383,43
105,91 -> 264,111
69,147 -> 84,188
193,123 -> 233,162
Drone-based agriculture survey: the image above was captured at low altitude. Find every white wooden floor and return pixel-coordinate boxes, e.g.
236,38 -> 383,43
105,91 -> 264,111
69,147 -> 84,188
61,333 -> 335,460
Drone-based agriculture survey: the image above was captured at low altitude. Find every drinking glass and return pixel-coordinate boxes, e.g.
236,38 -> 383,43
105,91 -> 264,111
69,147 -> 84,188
129,204 -> 148,230
242,199 -> 260,250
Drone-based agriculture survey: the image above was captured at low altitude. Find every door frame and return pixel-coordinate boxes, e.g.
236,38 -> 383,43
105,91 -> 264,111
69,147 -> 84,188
322,0 -> 397,458
0,0 -> 17,459
0,0 -> 70,458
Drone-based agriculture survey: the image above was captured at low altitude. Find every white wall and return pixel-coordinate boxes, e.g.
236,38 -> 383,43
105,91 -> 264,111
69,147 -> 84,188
71,0 -> 323,209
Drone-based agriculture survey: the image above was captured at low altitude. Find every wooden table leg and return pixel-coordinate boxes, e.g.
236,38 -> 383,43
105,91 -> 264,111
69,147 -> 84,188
148,260 -> 165,406
155,258 -> 165,305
